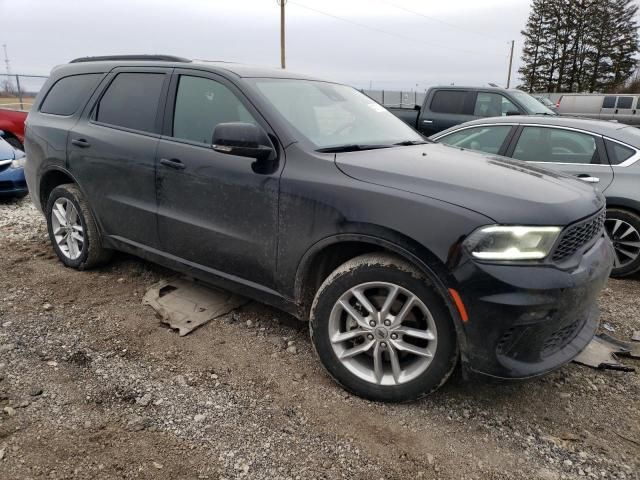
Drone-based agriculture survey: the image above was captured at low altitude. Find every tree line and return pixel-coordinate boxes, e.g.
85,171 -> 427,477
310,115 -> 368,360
519,0 -> 638,93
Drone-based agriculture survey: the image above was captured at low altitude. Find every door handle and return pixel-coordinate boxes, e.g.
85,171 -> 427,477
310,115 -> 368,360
422,119 -> 434,124
576,174 -> 600,184
71,139 -> 90,148
160,158 -> 186,170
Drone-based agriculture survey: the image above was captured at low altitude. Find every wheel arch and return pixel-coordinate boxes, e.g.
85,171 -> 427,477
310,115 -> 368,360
293,231 -> 467,355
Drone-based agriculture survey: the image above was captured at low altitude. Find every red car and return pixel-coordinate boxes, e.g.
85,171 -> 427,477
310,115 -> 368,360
0,107 -> 28,150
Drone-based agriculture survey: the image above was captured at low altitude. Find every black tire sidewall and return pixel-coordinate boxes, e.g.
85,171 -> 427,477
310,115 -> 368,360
607,208 -> 640,277
46,186 -> 91,269
310,261 -> 458,402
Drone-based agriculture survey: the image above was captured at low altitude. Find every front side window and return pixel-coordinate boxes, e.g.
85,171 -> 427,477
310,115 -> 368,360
248,79 -> 423,149
605,139 -> 635,165
473,93 -> 518,117
95,73 -> 165,133
430,90 -> 467,114
513,127 -> 598,164
173,76 -> 256,144
438,126 -> 512,154
40,74 -> 103,116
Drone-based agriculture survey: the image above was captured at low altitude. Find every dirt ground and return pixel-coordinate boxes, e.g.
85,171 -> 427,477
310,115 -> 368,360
0,196 -> 638,480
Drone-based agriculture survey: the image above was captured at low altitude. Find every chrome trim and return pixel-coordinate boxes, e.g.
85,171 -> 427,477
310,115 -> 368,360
0,159 -> 13,167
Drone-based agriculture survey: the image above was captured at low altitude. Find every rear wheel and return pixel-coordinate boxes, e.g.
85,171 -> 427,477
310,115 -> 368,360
309,253 -> 458,402
606,208 -> 640,277
45,184 -> 111,270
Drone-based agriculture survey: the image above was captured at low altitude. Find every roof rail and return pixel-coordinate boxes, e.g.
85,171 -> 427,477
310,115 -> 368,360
69,55 -> 191,64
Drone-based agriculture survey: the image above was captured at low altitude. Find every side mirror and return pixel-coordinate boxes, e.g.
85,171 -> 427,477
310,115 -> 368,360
212,122 -> 274,161
505,110 -> 521,116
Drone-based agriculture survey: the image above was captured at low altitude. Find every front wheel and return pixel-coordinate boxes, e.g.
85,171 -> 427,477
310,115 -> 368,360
606,208 -> 640,277
309,253 -> 458,402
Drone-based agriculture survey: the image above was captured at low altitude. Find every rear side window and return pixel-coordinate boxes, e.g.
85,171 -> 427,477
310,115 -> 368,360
513,127 -> 598,164
605,139 -> 636,165
602,96 -> 616,108
430,91 -> 467,114
40,74 -> 103,116
616,97 -> 634,109
95,73 -> 165,133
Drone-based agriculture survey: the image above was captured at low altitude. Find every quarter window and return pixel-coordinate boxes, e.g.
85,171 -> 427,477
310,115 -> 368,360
430,91 -> 467,114
172,76 -> 256,144
605,139 -> 635,165
513,127 -> 598,164
473,93 -> 518,117
438,126 -> 512,155
40,74 -> 103,116
95,73 -> 166,133
602,96 -> 616,109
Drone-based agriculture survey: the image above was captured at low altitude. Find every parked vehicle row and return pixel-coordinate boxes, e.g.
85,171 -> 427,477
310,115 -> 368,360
388,85 -> 556,136
25,56 -> 613,402
430,116 -> 640,277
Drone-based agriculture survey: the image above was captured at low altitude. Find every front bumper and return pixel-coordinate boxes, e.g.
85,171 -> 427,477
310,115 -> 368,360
0,165 -> 28,197
453,234 -> 613,380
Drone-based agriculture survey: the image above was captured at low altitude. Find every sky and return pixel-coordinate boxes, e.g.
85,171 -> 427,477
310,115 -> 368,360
1,0 -> 533,91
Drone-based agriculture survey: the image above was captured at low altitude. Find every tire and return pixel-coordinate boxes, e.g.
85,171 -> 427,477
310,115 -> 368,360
309,253 -> 458,402
45,184 -> 111,270
606,208 -> 640,278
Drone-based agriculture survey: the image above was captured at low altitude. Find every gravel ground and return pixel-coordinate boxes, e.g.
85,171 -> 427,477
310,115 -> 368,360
0,195 -> 638,480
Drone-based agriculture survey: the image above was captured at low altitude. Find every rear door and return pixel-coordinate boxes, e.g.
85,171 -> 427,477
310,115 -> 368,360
599,95 -> 618,121
155,69 -> 282,289
419,90 -> 475,135
612,96 -> 635,125
505,125 -> 614,191
68,67 -> 171,248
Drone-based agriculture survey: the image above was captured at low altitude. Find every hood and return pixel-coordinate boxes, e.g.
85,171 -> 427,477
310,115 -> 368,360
335,143 -> 604,225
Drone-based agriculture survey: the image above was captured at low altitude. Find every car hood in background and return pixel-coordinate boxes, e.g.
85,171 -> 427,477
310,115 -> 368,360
335,143 -> 604,225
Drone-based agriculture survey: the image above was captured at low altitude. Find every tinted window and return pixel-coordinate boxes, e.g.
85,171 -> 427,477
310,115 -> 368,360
473,93 -> 518,117
95,73 -> 165,133
605,139 -> 635,165
513,127 -> 598,164
438,126 -> 512,154
430,91 -> 467,114
40,74 -> 103,116
602,96 -> 616,108
0,137 -> 15,160
173,76 -> 256,144
616,96 -> 634,109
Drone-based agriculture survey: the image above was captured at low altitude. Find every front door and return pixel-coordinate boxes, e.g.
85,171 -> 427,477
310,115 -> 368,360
506,125 -> 614,192
156,70 -> 281,289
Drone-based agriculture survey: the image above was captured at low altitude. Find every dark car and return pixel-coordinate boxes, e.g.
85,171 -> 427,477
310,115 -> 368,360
25,56 -> 613,402
389,86 -> 556,136
0,131 -> 27,198
431,116 -> 640,277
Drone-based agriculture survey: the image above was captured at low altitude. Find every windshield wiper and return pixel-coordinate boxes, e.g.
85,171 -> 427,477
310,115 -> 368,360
393,140 -> 431,146
316,144 -> 391,153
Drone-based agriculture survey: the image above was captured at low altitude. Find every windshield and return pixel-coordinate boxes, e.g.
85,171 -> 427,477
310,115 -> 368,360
248,79 -> 424,149
0,137 -> 15,160
510,90 -> 556,115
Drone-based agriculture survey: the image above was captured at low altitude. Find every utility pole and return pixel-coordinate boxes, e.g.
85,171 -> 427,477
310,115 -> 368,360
278,0 -> 286,69
506,40 -> 514,88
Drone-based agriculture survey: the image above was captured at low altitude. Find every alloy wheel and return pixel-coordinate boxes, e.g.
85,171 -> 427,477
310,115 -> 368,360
51,197 -> 84,260
605,218 -> 640,269
328,281 -> 438,386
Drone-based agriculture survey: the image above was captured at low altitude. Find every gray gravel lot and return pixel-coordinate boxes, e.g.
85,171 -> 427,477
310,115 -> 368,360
0,196 -> 638,479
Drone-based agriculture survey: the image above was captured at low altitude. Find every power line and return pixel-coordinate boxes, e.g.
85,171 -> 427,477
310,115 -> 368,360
378,0 -> 510,44
288,1 -> 491,58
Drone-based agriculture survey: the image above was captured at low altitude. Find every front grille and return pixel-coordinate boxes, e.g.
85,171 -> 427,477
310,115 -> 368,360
552,210 -> 605,262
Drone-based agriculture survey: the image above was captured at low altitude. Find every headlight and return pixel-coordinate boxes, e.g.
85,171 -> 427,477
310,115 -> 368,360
10,157 -> 25,169
465,225 -> 562,261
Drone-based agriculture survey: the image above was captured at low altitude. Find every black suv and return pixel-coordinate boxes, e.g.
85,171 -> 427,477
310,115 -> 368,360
25,56 -> 613,402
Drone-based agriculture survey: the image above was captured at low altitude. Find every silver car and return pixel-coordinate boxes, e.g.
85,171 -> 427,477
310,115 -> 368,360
431,115 -> 640,277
